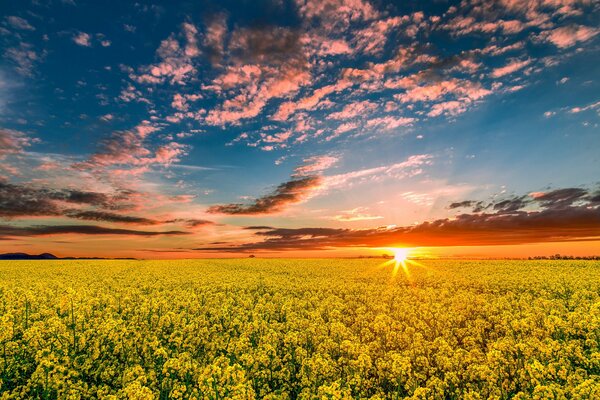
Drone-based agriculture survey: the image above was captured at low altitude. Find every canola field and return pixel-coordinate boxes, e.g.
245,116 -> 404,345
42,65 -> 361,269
0,259 -> 599,399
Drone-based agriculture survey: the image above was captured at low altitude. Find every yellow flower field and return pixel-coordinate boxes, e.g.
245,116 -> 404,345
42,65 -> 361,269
0,259 -> 599,399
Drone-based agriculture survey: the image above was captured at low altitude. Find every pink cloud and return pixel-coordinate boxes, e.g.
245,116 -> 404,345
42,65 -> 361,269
327,100 -> 378,120
182,22 -> 200,57
130,24 -> 202,85
262,130 -> 293,144
491,58 -> 531,78
171,93 -> 202,111
365,116 -> 415,130
427,101 -> 467,117
333,207 -> 383,222
569,100 -> 600,114
353,16 -> 404,55
206,57 -> 311,125
0,129 -> 33,159
74,121 -> 189,174
541,25 -> 598,48
73,32 -> 92,47
330,121 -> 359,139
153,142 -> 187,165
294,155 -> 339,176
212,65 -> 263,90
273,80 -> 353,121
302,35 -> 354,57
296,0 -> 381,28
397,80 -> 459,103
480,41 -> 526,56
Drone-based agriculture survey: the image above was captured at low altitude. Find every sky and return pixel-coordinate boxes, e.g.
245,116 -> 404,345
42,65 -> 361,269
0,0 -> 599,258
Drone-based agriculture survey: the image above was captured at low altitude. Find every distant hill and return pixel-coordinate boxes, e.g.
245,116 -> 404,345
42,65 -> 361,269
0,253 -> 136,260
0,252 -> 58,260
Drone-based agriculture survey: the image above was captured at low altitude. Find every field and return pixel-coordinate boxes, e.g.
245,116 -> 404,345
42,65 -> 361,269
0,259 -> 599,399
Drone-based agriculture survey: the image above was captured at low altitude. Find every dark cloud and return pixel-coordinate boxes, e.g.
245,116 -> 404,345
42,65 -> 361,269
0,225 -> 187,238
64,210 -> 159,225
229,25 -> 304,65
448,200 -> 477,209
449,188 -> 594,214
244,226 -> 274,230
165,218 -> 214,228
207,176 -> 322,215
0,181 -> 170,229
532,188 -> 588,209
255,227 -> 345,238
0,182 -> 122,218
492,196 -> 529,213
0,182 -> 62,217
588,191 -> 600,204
198,186 -> 600,252
0,182 -> 136,218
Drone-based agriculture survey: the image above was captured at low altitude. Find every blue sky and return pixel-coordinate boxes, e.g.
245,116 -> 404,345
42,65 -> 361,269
0,0 -> 599,257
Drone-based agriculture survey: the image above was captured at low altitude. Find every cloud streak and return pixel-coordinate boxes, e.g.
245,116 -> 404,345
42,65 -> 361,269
0,225 -> 187,238
207,176 -> 322,215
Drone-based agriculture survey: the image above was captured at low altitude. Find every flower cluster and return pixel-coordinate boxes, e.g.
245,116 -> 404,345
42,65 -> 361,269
0,259 -> 599,398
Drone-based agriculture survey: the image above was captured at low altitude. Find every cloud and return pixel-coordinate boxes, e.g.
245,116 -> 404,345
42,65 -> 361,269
491,59 -> 532,78
0,129 -> 33,159
295,0 -> 381,29
427,101 -> 467,117
4,43 -> 39,76
272,80 -> 352,121
333,207 -> 383,222
353,16 -> 404,55
0,181 -> 216,234
441,17 -> 525,37
130,23 -> 201,85
182,22 -> 200,57
165,218 -> 214,228
0,182 -> 132,218
6,16 -> 35,31
322,154 -> 432,190
452,188 -> 596,214
327,101 -> 378,120
204,24 -> 311,126
203,13 -> 227,64
293,155 -> 338,176
365,116 -> 415,130
228,25 -> 302,64
73,32 -> 92,47
196,186 -> 600,251
74,122 -> 188,173
64,210 -> 160,225
540,25 -> 599,48
569,100 -> 600,114
207,175 -> 322,215
0,225 -> 187,238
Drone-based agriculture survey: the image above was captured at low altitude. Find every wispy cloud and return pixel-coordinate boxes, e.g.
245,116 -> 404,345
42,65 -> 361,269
6,16 -> 35,31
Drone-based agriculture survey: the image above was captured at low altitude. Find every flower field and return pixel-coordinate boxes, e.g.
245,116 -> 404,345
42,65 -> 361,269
0,259 -> 599,399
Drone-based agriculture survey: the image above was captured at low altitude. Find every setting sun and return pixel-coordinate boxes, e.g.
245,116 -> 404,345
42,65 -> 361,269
394,248 -> 409,263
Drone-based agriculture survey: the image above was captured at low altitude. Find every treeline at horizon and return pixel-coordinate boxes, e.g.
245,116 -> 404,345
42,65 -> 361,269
528,254 -> 600,260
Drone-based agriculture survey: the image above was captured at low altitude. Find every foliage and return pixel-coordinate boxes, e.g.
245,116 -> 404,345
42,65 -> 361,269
0,259 -> 599,399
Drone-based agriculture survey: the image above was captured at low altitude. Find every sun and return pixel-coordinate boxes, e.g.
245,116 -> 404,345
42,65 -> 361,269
394,248 -> 409,263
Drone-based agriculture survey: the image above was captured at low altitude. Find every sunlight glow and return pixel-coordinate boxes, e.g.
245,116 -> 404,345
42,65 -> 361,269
394,248 -> 409,263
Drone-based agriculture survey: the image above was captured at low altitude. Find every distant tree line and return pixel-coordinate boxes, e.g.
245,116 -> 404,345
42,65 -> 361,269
528,254 -> 600,260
